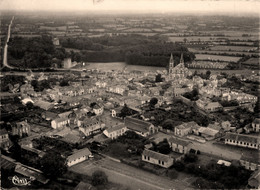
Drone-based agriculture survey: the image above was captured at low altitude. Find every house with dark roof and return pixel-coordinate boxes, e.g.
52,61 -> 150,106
67,148 -> 92,167
168,137 -> 192,154
41,111 -> 58,121
103,124 -> 127,139
225,133 -> 260,150
142,149 -> 174,168
124,117 -> 157,137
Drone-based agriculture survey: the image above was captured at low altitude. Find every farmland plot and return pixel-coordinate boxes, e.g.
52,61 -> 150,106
195,54 -> 241,62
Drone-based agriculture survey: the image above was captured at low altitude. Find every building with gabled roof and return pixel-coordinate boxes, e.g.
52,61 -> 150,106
103,124 -> 127,140
225,133 -> 260,150
240,151 -> 260,171
67,148 -> 92,167
174,121 -> 199,137
168,136 -> 192,154
142,149 -> 174,168
124,117 -> 157,137
78,117 -> 104,137
51,117 -> 69,129
252,118 -> 260,133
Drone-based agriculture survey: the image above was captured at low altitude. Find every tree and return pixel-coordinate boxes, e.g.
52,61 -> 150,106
184,153 -> 198,163
149,97 -> 158,107
40,152 -> 67,179
167,169 -> 179,179
60,80 -> 69,86
26,102 -> 34,110
157,139 -> 171,154
119,104 -> 132,118
173,161 -> 185,171
155,74 -> 163,82
91,170 -> 108,186
162,119 -> 175,130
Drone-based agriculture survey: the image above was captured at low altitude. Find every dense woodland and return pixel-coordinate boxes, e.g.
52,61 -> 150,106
8,35 -> 68,68
62,34 -> 195,66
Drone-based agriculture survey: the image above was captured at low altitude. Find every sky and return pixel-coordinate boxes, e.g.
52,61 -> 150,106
0,0 -> 259,15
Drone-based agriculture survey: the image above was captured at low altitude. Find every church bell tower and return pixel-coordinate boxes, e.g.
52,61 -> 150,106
168,53 -> 174,74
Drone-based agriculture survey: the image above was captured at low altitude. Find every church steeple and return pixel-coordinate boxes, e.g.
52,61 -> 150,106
168,53 -> 174,74
180,53 -> 184,64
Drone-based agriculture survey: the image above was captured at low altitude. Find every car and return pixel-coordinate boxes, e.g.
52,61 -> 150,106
89,154 -> 94,158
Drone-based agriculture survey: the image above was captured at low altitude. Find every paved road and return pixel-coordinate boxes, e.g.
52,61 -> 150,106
150,132 -> 246,161
70,157 -> 192,190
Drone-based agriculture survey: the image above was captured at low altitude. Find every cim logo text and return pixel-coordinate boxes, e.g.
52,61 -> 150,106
10,175 -> 33,186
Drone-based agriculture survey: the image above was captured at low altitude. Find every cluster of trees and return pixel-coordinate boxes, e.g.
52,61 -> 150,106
60,34 -> 195,65
1,75 -> 25,92
222,76 -> 244,90
8,36 -> 67,68
31,80 -> 52,92
150,99 -> 212,127
40,151 -> 67,179
150,138 -> 171,154
107,131 -> 148,156
219,100 -> 239,107
192,70 -> 211,80
125,43 -> 195,67
182,88 -> 199,101
190,162 -> 252,189
91,170 -> 108,186
118,104 -> 136,118
33,136 -> 73,156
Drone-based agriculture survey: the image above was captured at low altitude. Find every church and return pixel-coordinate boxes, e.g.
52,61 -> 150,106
166,53 -> 191,81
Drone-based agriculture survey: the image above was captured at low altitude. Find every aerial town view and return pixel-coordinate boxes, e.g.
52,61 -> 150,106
0,0 -> 259,189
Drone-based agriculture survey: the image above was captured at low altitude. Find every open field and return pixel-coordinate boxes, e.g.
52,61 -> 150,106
230,41 -> 255,45
136,33 -> 158,36
123,28 -> 153,32
208,45 -> 258,52
195,54 -> 241,62
190,50 -> 259,56
168,36 -> 217,42
12,34 -> 41,38
39,25 -> 67,31
242,57 -> 260,66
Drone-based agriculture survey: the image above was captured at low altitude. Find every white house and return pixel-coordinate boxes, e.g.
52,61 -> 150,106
252,118 -> 260,133
103,124 -> 127,140
92,104 -> 104,116
142,149 -> 174,168
67,148 -> 92,167
51,117 -> 70,129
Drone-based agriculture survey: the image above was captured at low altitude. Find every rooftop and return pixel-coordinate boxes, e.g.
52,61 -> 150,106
125,117 -> 153,133
142,149 -> 173,162
105,124 -> 126,133
168,136 -> 191,146
67,148 -> 91,162
225,133 -> 260,144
